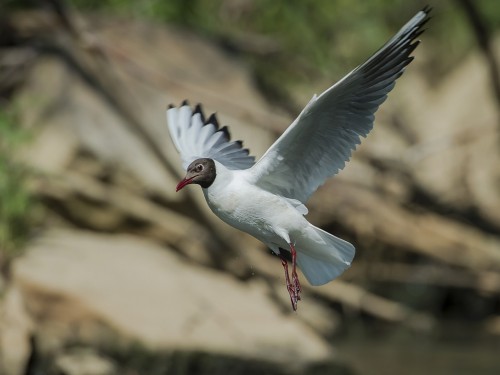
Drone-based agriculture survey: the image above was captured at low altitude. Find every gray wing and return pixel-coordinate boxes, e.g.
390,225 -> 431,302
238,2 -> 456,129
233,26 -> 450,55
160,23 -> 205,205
248,7 -> 430,203
167,101 -> 255,170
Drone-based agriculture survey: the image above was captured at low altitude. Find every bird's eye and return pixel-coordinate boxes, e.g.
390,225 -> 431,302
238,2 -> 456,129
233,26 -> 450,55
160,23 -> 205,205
196,164 -> 204,172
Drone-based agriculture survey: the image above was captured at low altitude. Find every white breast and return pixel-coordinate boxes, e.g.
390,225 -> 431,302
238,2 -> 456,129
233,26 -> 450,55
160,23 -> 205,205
203,165 -> 308,246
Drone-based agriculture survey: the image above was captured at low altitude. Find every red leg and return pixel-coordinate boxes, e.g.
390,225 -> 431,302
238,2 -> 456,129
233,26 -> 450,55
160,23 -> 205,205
289,243 -> 302,301
279,243 -> 302,311
279,254 -> 298,311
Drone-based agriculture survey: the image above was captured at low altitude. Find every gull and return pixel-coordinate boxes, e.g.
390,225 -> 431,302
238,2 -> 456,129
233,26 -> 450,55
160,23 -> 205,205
167,8 -> 430,310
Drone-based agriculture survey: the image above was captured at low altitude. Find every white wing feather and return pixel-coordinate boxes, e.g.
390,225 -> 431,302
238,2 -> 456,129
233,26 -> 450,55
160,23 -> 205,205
167,102 -> 255,170
248,8 -> 430,203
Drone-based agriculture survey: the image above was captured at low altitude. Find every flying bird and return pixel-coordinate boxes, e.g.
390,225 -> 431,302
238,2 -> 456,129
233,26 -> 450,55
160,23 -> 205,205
167,8 -> 430,310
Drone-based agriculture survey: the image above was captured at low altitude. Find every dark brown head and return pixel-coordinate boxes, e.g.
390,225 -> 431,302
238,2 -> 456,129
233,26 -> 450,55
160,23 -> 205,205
176,158 -> 216,191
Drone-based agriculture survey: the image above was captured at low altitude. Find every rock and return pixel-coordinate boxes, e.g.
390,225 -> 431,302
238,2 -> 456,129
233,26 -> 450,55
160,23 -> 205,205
0,285 -> 34,375
309,179 -> 500,271
17,56 -> 178,200
396,50 -> 500,225
15,15 -> 281,203
12,10 -> 285,278
484,316 -> 500,336
55,348 -> 116,375
0,229 -> 349,375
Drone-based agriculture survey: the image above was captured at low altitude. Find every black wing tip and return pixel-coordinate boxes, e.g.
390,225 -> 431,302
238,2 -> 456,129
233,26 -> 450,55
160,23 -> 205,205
413,28 -> 426,41
421,5 -> 432,15
407,39 -> 421,54
409,8 -> 431,39
418,15 -> 431,31
194,103 -> 206,122
206,113 -> 220,128
220,126 -> 230,140
364,6 -> 431,74
235,140 -> 250,154
415,7 -> 432,32
174,102 -> 252,159
407,9 -> 431,52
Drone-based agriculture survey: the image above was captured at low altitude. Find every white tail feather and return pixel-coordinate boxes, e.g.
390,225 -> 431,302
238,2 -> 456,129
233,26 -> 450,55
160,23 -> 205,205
296,225 -> 355,286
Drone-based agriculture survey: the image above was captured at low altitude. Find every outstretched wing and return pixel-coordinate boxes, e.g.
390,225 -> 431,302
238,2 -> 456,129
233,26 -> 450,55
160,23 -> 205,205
166,101 -> 255,170
248,7 -> 431,203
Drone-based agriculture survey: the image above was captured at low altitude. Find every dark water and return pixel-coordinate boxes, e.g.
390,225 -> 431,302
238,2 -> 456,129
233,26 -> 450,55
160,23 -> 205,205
336,335 -> 500,375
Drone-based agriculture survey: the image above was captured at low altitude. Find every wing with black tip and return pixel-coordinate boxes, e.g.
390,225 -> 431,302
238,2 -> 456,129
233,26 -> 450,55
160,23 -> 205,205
248,7 -> 430,203
166,101 -> 255,170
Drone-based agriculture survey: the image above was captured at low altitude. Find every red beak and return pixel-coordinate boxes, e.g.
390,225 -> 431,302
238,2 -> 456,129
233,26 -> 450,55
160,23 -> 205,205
176,176 -> 195,192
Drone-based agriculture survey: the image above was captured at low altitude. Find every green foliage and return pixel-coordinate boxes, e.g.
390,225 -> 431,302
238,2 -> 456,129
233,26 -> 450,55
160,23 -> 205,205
0,0 -> 491,98
60,0 -> 500,102
0,109 -> 34,261
65,0 -> 425,76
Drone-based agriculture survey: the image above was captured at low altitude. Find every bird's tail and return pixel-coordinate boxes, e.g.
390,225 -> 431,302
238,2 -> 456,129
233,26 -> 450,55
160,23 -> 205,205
296,225 -> 355,286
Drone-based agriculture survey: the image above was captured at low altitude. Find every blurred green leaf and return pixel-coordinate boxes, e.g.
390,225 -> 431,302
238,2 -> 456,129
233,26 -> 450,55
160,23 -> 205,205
0,110 -> 35,261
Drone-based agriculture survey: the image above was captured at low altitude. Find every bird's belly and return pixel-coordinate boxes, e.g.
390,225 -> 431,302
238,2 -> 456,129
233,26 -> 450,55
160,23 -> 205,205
209,199 -> 274,238
205,188 -> 306,244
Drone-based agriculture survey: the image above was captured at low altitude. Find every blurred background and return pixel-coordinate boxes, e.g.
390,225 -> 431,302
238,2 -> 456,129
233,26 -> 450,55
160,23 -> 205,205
1,0 -> 500,374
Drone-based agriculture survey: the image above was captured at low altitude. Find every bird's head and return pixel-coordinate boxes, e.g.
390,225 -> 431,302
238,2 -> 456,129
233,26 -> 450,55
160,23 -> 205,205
176,158 -> 216,191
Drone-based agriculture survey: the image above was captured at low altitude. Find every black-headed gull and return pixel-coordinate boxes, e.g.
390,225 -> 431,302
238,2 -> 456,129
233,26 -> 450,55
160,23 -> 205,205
167,8 -> 430,310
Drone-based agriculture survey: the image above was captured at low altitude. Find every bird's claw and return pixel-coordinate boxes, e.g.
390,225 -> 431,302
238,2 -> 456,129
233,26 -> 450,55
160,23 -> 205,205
284,270 -> 301,311
280,244 -> 302,311
292,271 -> 302,300
286,281 -> 299,311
